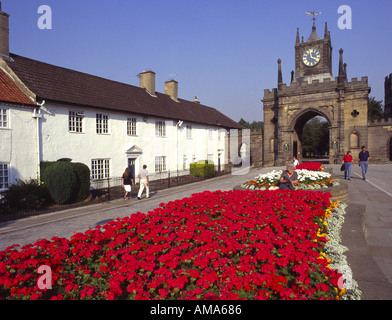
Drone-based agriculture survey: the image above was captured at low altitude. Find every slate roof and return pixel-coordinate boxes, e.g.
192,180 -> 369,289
0,68 -> 34,105
4,54 -> 243,129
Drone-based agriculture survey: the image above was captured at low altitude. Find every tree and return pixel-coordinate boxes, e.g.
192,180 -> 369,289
368,97 -> 384,121
238,118 -> 264,130
301,117 -> 329,157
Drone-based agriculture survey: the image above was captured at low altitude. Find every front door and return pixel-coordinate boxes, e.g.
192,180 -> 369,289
128,158 -> 136,180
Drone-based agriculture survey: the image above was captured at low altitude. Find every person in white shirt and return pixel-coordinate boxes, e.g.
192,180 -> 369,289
293,156 -> 299,167
137,165 -> 149,199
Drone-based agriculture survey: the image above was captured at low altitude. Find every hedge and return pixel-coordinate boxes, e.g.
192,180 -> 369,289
190,160 -> 215,178
40,161 -> 90,205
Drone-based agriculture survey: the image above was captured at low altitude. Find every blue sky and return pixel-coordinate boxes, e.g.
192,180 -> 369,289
3,0 -> 392,122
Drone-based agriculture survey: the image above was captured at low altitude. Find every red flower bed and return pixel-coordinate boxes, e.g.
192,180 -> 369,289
0,190 -> 343,300
295,162 -> 323,171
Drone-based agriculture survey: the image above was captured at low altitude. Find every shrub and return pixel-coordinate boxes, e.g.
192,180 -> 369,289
2,179 -> 52,213
42,162 -> 77,205
40,161 -> 57,184
190,160 -> 215,178
72,162 -> 90,202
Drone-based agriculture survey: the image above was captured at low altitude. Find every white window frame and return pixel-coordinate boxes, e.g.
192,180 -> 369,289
155,156 -> 167,172
68,110 -> 84,133
127,117 -> 137,136
96,113 -> 109,134
91,159 -> 110,180
155,121 -> 166,137
186,124 -> 192,138
0,108 -> 9,129
0,163 -> 9,190
208,128 -> 213,140
183,155 -> 187,170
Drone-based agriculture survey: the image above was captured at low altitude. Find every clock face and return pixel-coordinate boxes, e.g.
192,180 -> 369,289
303,48 -> 321,66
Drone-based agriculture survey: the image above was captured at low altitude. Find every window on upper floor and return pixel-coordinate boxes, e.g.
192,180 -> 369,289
186,125 -> 192,138
68,111 -> 84,133
127,117 -> 137,136
208,128 -> 213,140
96,113 -> 109,134
155,121 -> 166,137
0,108 -> 8,129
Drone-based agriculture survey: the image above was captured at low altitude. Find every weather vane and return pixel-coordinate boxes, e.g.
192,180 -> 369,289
306,11 -> 321,27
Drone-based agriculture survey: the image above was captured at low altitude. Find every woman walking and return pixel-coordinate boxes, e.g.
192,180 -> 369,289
342,151 -> 353,180
122,168 -> 134,199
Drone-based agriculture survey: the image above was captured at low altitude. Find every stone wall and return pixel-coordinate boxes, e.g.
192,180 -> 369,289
367,119 -> 392,163
250,129 -> 263,167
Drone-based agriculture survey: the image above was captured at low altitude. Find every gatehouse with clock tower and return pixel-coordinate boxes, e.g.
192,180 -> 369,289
262,19 -> 372,166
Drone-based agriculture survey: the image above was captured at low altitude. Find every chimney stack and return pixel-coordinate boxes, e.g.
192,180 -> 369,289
164,79 -> 178,101
0,1 -> 10,57
139,70 -> 156,96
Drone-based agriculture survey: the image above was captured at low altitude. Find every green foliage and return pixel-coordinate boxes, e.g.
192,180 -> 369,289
238,118 -> 264,131
72,162 -> 91,202
190,161 -> 215,178
368,96 -> 384,121
42,162 -> 77,205
40,161 -> 57,184
40,161 -> 90,203
2,179 -> 52,212
301,117 -> 329,157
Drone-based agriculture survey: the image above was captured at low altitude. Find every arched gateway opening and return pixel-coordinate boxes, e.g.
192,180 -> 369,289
292,110 -> 331,164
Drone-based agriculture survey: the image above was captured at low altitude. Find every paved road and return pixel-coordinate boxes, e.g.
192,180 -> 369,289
1,163 -> 391,299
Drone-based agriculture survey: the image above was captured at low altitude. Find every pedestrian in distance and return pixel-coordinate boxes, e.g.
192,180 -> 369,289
121,167 -> 134,200
342,150 -> 353,180
293,156 -> 299,167
358,146 -> 370,180
137,165 -> 149,200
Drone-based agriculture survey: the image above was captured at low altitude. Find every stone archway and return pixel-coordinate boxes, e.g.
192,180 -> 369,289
289,108 -> 332,164
261,22 -> 371,167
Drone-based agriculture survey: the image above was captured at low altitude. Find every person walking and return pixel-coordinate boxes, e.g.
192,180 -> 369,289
121,167 -> 134,200
358,146 -> 370,180
342,151 -> 353,180
137,165 -> 149,199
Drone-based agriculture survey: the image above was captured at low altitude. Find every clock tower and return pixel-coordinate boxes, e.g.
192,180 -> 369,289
294,22 -> 332,82
262,17 -> 371,166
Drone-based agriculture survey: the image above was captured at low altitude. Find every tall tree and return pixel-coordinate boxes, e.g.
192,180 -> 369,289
368,97 -> 384,121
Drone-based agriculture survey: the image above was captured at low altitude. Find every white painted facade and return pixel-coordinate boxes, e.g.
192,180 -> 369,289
0,100 -> 229,189
0,103 -> 38,190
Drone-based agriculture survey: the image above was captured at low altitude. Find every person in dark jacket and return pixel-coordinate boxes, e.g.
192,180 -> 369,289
122,167 -> 134,199
358,146 -> 370,180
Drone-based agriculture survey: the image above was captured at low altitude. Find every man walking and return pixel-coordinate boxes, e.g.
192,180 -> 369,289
358,146 -> 370,180
138,165 -> 149,199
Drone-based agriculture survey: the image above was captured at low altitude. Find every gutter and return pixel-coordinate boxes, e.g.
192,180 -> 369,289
33,100 -> 44,180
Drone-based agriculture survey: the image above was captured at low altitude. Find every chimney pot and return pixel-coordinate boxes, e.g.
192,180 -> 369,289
0,2 -> 10,57
164,79 -> 178,101
139,70 -> 156,96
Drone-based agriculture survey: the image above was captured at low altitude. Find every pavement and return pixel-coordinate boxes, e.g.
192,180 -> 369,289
0,163 -> 391,300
